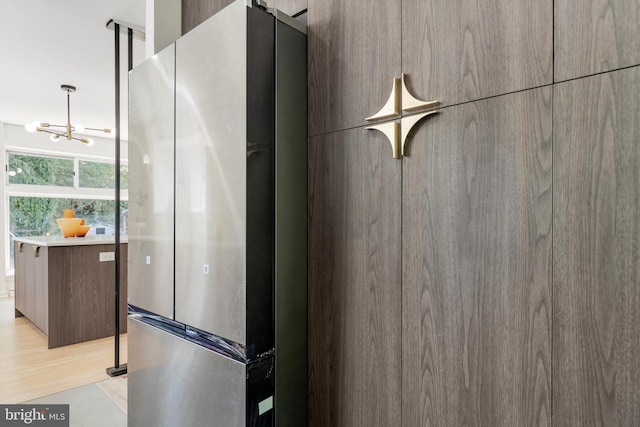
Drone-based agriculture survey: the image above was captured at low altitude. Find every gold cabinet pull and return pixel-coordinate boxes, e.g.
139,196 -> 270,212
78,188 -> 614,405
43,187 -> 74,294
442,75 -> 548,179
365,74 -> 440,159
18,242 -> 23,253
33,246 -> 40,258
401,73 -> 440,112
366,121 -> 401,159
365,77 -> 400,122
400,110 -> 439,157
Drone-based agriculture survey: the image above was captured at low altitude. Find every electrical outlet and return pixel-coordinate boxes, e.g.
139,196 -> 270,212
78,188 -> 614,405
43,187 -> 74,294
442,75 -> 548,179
100,252 -> 115,262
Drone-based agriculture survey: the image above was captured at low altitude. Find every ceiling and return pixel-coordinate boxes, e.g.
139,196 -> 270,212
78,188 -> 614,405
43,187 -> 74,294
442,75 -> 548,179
0,0 -> 147,141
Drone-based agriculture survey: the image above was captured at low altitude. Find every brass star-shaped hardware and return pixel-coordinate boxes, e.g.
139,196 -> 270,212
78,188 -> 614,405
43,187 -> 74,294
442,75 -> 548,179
366,74 -> 440,159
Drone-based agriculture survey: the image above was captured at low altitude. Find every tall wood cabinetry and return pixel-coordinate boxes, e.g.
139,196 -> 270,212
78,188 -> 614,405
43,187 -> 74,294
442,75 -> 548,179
553,67 -> 640,426
401,89 -> 553,426
308,130 -> 403,426
308,0 -> 640,426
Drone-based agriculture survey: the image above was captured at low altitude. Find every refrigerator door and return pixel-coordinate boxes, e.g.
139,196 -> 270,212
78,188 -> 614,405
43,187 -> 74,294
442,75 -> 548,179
128,43 -> 175,319
128,316 -> 275,427
128,317 -> 247,427
174,1 -> 275,350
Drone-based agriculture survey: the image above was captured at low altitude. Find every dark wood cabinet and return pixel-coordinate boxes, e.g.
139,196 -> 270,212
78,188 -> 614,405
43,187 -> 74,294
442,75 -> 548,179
14,242 -> 25,319
402,0 -> 552,112
308,128 -> 402,427
553,66 -> 640,427
307,0 -> 401,137
308,88 -> 555,427
182,0 -> 234,33
14,241 -> 48,334
308,0 -> 552,137
14,241 -> 128,348
402,88 -> 552,427
307,0 -> 555,425
554,0 -> 640,82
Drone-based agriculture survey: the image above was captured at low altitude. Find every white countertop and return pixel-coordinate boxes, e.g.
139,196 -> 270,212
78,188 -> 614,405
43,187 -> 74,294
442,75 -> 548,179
13,235 -> 128,247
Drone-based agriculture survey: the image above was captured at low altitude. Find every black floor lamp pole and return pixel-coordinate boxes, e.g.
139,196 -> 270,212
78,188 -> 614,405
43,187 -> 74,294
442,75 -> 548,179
107,20 -> 127,377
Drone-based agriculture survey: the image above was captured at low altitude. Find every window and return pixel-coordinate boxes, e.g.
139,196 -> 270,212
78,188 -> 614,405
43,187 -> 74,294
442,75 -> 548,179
9,197 -> 128,237
79,160 -> 129,189
5,150 -> 128,274
7,153 -> 74,187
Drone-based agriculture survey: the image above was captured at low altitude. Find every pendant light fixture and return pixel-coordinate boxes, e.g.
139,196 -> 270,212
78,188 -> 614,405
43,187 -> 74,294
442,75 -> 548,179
24,84 -> 112,146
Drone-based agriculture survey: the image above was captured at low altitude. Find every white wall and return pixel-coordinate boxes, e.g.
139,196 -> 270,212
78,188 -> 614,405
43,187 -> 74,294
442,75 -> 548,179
146,0 -> 182,57
0,121 -> 128,294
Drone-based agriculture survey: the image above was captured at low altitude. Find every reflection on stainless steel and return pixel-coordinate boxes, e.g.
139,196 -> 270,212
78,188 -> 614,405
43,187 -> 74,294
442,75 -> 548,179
174,0 -> 248,344
174,0 -> 276,348
128,317 -> 247,427
128,43 -> 175,319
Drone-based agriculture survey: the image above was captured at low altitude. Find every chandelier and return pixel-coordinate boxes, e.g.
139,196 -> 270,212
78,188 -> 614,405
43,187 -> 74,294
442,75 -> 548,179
24,84 -> 112,146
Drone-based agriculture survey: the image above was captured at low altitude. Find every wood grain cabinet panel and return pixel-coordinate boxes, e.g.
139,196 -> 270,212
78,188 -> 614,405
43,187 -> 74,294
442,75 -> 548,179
14,242 -> 26,318
308,0 -> 552,137
308,128 -> 402,427
32,246 -> 48,334
47,244 -> 128,348
553,66 -> 640,427
555,0 -> 640,82
182,0 -> 234,34
13,242 -> 128,349
403,0 -> 552,110
307,0 -> 400,136
14,243 -> 49,335
271,0 -> 306,16
402,87 -> 553,427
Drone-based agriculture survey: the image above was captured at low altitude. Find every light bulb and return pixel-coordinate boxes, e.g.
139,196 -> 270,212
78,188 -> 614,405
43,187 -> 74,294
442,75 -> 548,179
74,124 -> 85,133
25,121 -> 40,133
50,134 -> 60,142
85,138 -> 94,146
8,171 -> 16,177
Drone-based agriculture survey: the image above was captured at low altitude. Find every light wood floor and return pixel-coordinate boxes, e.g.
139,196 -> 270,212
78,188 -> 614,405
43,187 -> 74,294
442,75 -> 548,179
0,296 -> 127,403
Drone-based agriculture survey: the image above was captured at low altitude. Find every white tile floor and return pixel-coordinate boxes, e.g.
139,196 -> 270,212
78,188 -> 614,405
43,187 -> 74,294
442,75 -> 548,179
25,379 -> 126,427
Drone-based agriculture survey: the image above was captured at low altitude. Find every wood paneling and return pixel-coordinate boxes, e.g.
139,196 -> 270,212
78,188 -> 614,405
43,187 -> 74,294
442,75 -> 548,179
32,245 -> 48,334
14,242 -> 25,318
402,87 -> 553,426
182,0 -> 233,34
14,242 -> 128,349
307,0 -> 400,136
14,243 -> 48,335
553,66 -> 640,426
308,128 -> 402,427
48,244 -> 128,348
403,0 -> 552,110
555,0 -> 640,82
272,0 -> 306,16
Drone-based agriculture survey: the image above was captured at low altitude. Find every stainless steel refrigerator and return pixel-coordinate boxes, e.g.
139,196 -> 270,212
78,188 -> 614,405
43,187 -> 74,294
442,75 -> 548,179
127,2 -> 307,425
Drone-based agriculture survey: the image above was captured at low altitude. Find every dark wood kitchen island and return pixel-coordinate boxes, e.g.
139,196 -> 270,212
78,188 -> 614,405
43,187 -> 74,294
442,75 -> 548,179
13,235 -> 128,348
